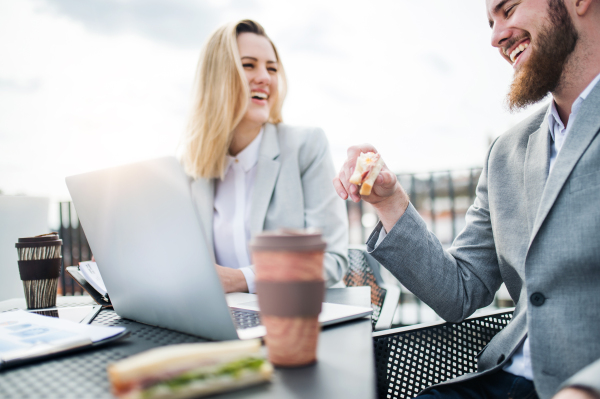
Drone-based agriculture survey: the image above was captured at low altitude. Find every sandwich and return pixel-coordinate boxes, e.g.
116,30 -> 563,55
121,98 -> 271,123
107,339 -> 273,399
349,152 -> 385,196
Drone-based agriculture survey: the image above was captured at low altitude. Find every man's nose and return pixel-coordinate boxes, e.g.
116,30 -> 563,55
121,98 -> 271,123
490,20 -> 511,49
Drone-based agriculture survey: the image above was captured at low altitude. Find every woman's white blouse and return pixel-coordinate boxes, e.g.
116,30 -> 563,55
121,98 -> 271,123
213,128 -> 263,293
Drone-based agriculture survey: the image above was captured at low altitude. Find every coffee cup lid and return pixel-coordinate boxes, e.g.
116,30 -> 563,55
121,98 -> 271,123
16,233 -> 62,248
249,228 -> 327,252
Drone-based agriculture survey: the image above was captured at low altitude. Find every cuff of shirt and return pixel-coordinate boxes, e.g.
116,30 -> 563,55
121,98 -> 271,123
239,267 -> 256,294
375,226 -> 388,248
366,222 -> 388,254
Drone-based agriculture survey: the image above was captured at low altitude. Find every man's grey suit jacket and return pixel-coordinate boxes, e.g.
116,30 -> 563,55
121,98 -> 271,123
367,82 -> 600,399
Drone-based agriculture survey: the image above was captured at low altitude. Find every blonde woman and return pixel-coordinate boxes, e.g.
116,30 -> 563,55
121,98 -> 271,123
181,20 -> 348,293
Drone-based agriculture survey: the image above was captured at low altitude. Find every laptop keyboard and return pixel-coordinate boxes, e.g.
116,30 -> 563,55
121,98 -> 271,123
230,308 -> 262,330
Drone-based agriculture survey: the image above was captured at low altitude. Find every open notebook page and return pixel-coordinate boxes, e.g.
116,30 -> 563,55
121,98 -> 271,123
79,261 -> 108,296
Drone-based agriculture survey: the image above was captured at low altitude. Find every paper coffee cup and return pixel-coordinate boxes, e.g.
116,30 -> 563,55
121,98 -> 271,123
249,228 -> 326,367
15,233 -> 63,309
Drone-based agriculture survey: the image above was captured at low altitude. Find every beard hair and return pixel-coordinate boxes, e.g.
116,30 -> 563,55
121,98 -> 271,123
507,0 -> 579,111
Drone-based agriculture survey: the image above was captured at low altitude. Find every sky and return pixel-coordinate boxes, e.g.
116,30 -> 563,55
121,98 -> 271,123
0,0 -> 544,205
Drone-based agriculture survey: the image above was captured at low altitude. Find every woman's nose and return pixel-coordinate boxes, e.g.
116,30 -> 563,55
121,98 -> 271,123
252,65 -> 271,85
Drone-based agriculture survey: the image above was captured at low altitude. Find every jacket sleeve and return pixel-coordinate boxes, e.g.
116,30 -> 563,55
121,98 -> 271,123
299,128 -> 349,287
367,140 -> 503,322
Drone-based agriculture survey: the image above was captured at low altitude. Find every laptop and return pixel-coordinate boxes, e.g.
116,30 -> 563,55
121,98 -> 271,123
65,156 -> 371,340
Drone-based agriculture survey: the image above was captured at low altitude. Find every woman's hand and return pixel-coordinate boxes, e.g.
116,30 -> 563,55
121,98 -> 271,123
332,144 -> 410,232
215,265 -> 249,293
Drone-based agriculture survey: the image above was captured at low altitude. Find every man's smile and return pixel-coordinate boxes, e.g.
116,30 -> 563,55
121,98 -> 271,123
509,41 -> 529,64
504,38 -> 531,67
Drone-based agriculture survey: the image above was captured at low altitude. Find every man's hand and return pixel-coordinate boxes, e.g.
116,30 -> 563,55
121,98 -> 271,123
215,265 -> 248,293
333,144 -> 410,232
553,388 -> 600,399
333,144 -> 397,203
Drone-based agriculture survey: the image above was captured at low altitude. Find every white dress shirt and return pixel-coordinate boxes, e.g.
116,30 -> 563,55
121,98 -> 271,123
504,71 -> 600,380
213,128 -> 263,294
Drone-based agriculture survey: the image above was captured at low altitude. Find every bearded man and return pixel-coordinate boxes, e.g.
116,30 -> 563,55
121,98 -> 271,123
333,0 -> 600,398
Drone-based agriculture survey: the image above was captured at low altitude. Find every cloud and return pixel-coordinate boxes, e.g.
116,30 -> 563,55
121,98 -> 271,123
420,53 -> 453,75
275,13 -> 339,56
38,0 -> 261,49
0,78 -> 42,92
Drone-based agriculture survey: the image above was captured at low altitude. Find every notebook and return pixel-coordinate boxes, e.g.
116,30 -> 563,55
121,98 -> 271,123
65,157 -> 371,341
0,309 -> 127,370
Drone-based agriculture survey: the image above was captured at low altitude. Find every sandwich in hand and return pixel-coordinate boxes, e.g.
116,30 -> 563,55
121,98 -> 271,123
108,339 -> 273,399
349,152 -> 385,196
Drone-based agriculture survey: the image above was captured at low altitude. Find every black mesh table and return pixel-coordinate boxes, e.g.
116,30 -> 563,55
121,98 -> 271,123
0,288 -> 376,399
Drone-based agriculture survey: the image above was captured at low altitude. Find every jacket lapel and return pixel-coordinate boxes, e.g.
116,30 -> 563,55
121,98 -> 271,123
524,116 -> 551,236
190,177 -> 215,255
530,83 -> 600,243
250,123 -> 281,235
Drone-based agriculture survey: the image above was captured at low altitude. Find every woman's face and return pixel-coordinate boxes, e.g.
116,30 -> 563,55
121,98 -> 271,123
237,32 -> 279,126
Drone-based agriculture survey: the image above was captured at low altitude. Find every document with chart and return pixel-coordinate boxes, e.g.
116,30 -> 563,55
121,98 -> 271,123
0,310 -> 127,369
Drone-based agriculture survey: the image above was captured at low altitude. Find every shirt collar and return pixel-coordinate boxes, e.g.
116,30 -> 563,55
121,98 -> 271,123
547,71 -> 600,141
547,101 -> 563,142
225,127 -> 264,174
546,100 -> 565,141
579,71 -> 600,101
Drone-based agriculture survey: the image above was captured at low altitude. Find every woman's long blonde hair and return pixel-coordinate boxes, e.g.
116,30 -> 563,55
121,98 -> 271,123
181,20 -> 287,179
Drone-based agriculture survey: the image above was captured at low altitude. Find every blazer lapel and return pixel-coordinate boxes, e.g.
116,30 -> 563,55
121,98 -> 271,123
250,123 -> 281,235
190,177 -> 215,255
530,83 -> 600,243
524,116 -> 551,236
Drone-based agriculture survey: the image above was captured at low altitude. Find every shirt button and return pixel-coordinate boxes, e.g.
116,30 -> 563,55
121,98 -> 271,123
235,159 -> 239,163
530,292 -> 546,306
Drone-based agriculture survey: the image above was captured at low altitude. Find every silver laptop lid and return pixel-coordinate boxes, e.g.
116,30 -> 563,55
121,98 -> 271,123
66,156 -> 239,341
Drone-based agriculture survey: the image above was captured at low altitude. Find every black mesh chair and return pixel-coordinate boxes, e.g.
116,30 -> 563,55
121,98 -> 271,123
345,247 -> 400,330
372,308 -> 514,399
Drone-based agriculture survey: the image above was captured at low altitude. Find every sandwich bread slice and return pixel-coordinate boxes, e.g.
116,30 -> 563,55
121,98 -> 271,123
108,339 -> 273,399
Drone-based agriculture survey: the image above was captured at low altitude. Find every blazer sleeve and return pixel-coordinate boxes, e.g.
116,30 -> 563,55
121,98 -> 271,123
299,128 -> 349,287
366,140 -> 503,323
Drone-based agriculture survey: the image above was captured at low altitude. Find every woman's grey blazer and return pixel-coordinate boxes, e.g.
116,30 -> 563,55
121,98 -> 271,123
190,123 -> 349,287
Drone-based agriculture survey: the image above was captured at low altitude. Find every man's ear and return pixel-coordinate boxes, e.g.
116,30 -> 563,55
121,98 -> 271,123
574,0 -> 594,16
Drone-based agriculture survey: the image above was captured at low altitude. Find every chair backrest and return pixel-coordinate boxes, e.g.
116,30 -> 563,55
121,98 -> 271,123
372,309 -> 514,399
345,248 -> 388,329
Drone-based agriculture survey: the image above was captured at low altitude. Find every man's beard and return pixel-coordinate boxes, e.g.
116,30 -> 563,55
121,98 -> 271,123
507,0 -> 578,111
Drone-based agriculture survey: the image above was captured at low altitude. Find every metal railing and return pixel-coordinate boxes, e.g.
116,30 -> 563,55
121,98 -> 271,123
347,168 -> 482,246
57,202 -> 91,296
